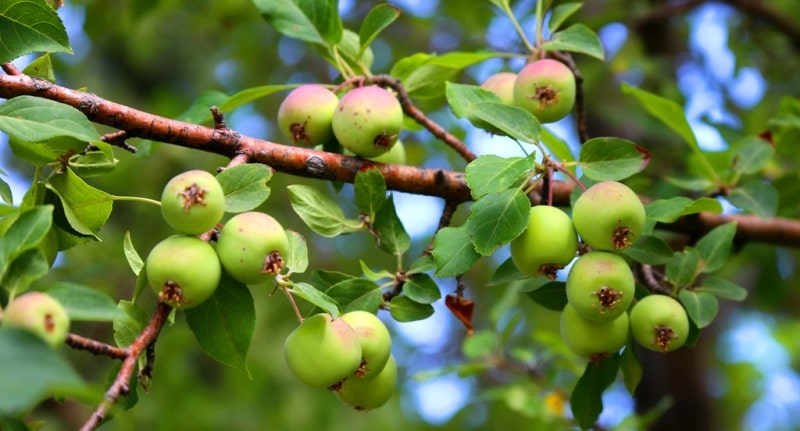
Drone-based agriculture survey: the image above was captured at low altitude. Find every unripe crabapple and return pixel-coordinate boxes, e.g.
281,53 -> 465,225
630,294 -> 690,353
216,211 -> 290,285
146,235 -> 221,309
2,291 -> 70,348
337,354 -> 397,411
510,205 -> 578,279
340,310 -> 392,379
480,72 -> 516,105
572,181 -> 646,251
160,170 -> 225,235
560,303 -> 628,360
284,313 -> 363,389
513,59 -> 576,123
331,86 -> 403,158
565,251 -> 635,322
277,84 -> 339,147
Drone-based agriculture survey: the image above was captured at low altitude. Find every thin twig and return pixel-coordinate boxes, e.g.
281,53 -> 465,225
2,63 -> 21,75
65,333 -> 128,360
100,130 -> 138,153
79,302 -> 172,431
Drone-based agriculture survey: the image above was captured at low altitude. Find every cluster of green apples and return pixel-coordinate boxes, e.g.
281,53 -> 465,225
277,84 -> 406,164
481,58 -> 576,124
511,181 -> 691,359
284,311 -> 396,410
146,170 -> 290,309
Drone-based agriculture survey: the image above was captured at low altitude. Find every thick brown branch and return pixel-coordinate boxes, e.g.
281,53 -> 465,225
80,302 -> 171,431
0,74 -> 799,247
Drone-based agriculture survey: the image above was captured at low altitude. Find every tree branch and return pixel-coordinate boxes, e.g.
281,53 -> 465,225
0,74 -> 798,247
79,302 -> 172,431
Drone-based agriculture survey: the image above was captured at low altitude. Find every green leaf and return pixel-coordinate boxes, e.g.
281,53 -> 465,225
68,148 -> 119,177
487,257 -> 528,286
310,269 -> 358,289
113,300 -> 149,348
462,330 -> 497,359
695,222 -> 736,273
0,0 -> 72,63
185,274 -> 255,376
665,248 -> 701,288
446,83 -> 541,142
22,53 -> 55,82
621,83 -> 718,182
403,273 -> 441,305
46,282 -> 122,322
218,85 -> 296,116
253,0 -> 341,45
465,154 -> 535,199
727,181 -> 778,219
359,260 -> 394,281
0,329 -> 90,414
389,295 -> 434,322
324,278 -> 382,314
373,195 -> 410,255
548,2 -> 583,33
678,290 -> 718,328
578,138 -> 649,181
123,231 -> 144,277
3,248 -> 49,293
0,175 -> 11,205
525,282 -> 568,311
621,235 -> 674,265
0,205 -> 52,283
620,340 -> 643,395
322,29 -> 374,71
730,136 -> 774,175
682,197 -> 723,215
541,127 -> 576,173
354,168 -> 387,220
408,254 -> 435,275
431,225 -> 481,277
285,230 -> 309,274
358,4 -> 401,58
696,276 -> 748,301
467,189 -> 530,256
290,282 -> 341,317
217,163 -> 273,213
394,51 -> 497,96
543,24 -> 605,60
287,185 -> 361,237
0,96 -> 99,143
570,355 -> 620,430
46,168 -> 113,239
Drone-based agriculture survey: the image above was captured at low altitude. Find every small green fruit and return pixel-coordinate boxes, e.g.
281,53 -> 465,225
340,311 -> 392,379
480,72 -> 517,105
2,292 -> 70,348
284,313 -> 363,389
513,59 -> 575,123
366,139 -> 406,165
572,181 -> 645,251
566,251 -> 635,322
277,84 -> 339,147
337,355 -> 397,411
160,170 -> 225,235
510,205 -> 578,279
146,235 -> 221,309
560,303 -> 628,360
216,211 -> 290,285
332,86 -> 403,158
630,295 -> 690,352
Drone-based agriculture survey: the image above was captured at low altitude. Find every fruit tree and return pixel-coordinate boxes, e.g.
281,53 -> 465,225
1,1 -> 799,430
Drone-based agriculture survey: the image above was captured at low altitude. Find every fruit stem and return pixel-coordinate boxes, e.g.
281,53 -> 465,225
111,194 -> 162,207
499,0 -> 537,54
281,285 -> 305,324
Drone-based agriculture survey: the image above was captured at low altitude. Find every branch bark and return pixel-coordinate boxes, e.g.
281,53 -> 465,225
0,74 -> 799,247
